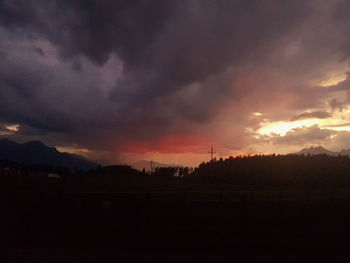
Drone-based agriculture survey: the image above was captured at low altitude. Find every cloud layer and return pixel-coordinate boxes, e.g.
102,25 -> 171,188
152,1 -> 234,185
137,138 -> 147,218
1,1 -> 350,165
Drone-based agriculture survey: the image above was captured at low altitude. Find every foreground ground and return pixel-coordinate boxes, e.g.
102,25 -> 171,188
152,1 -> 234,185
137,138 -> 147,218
2,172 -> 350,261
2,191 -> 350,252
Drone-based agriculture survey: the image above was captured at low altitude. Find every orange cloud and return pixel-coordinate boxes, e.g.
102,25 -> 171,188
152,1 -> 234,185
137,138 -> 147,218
120,135 -> 209,154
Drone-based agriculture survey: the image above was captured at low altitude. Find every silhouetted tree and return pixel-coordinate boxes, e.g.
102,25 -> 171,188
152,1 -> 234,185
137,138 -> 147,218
192,154 -> 350,188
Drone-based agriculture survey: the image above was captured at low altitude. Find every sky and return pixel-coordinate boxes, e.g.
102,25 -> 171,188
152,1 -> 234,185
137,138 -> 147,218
1,0 -> 350,166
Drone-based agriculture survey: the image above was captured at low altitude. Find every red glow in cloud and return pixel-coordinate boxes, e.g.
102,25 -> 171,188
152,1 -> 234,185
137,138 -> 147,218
120,135 -> 209,154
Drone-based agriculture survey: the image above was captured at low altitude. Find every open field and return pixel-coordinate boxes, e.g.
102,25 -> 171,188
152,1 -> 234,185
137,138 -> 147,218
2,171 -> 350,258
71,188 -> 350,203
2,190 -> 350,250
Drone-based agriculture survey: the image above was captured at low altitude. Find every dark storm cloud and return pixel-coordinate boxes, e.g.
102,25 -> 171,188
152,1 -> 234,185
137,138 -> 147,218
271,125 -> 335,145
0,0 -> 171,65
0,53 -> 72,134
1,0 -> 350,157
0,1 -> 312,95
329,98 -> 346,112
33,46 -> 45,56
290,111 -> 332,121
0,1 -> 311,132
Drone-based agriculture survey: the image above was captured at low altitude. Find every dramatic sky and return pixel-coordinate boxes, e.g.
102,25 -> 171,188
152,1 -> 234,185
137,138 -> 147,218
2,0 -> 350,166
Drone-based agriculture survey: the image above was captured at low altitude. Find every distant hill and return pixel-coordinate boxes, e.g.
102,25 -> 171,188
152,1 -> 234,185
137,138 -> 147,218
0,139 -> 97,170
294,146 -> 350,156
132,160 -> 178,171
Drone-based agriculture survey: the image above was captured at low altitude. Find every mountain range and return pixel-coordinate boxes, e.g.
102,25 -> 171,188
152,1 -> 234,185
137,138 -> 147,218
294,146 -> 350,156
0,139 -> 97,170
2,138 -> 350,171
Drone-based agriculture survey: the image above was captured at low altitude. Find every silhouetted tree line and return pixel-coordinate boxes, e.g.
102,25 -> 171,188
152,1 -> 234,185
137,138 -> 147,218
153,166 -> 191,177
153,167 -> 177,177
192,154 -> 350,188
5,154 -> 350,191
92,165 -> 139,176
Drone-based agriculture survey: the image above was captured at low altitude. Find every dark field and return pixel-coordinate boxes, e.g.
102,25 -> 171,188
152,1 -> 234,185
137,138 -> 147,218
2,193 -> 350,262
3,160 -> 350,261
2,190 -> 350,250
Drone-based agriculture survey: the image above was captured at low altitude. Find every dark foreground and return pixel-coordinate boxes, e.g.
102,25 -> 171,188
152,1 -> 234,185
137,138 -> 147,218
2,192 -> 350,262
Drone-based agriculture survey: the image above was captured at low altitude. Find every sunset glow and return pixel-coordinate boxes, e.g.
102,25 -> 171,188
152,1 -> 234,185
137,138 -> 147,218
4,1 -> 350,254
257,117 -> 350,140
1,1 -> 350,166
4,124 -> 19,132
258,120 -> 319,136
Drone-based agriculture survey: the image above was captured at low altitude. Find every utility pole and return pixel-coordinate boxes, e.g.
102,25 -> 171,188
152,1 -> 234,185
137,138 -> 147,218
150,160 -> 153,174
208,145 -> 216,161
